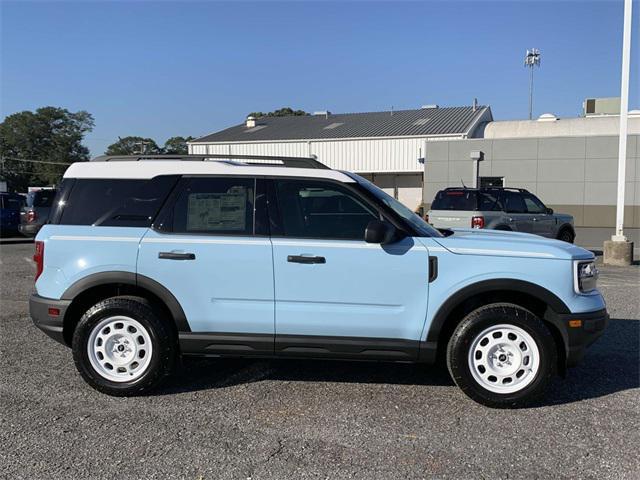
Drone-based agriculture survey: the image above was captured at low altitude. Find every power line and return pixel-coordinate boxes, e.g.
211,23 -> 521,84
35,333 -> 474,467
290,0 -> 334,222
0,157 -> 71,166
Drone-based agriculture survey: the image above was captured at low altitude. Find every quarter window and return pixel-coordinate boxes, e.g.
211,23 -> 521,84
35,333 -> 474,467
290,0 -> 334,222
274,179 -> 377,240
171,177 -> 255,235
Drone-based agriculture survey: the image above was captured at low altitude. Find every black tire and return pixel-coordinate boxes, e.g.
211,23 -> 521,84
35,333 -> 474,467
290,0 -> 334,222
557,228 -> 575,243
72,296 -> 176,396
446,303 -> 557,408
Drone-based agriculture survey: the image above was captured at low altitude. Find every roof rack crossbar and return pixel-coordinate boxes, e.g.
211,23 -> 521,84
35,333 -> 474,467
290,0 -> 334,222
90,154 -> 330,169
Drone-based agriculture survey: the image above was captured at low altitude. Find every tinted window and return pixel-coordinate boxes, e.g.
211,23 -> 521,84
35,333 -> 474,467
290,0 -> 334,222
275,179 -> 377,240
503,191 -> 527,213
431,190 -> 478,211
60,176 -> 178,226
523,193 -> 546,214
27,190 -> 56,208
1,195 -> 23,210
478,191 -> 503,211
172,177 -> 255,235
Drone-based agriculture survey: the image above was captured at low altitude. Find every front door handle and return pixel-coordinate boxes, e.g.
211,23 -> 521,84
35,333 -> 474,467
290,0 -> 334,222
159,251 -> 196,260
287,255 -> 326,264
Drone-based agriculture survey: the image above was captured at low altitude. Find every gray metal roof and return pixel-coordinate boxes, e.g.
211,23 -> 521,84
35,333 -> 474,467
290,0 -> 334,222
191,106 -> 491,143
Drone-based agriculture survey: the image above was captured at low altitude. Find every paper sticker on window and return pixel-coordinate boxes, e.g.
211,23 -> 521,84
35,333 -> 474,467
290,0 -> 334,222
186,188 -> 247,231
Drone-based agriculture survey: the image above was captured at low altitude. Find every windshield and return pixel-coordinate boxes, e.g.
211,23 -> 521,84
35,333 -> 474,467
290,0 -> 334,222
350,174 -> 442,237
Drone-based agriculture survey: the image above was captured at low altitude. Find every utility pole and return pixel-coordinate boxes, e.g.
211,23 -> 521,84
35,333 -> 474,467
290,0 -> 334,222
524,49 -> 541,120
604,0 -> 634,265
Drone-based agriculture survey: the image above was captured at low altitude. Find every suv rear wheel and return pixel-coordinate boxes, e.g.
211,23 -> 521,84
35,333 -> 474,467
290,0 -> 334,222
446,303 -> 556,408
72,296 -> 176,396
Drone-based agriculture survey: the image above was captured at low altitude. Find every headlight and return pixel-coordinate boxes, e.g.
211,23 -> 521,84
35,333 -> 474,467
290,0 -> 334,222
574,260 -> 599,294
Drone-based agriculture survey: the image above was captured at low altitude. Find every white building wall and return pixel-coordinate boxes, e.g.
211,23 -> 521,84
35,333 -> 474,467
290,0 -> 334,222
188,137 -> 460,173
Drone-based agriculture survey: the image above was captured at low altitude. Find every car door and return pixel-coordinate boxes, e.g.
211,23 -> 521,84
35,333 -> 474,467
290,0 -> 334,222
502,191 -> 533,233
137,176 -> 275,355
269,178 -> 430,361
523,193 -> 554,237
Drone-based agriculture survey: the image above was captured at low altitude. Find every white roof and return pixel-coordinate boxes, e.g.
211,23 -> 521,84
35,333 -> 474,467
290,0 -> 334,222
63,160 -> 354,182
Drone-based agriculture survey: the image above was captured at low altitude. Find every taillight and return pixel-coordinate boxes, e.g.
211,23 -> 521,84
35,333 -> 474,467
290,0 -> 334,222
27,210 -> 37,223
471,216 -> 485,229
33,241 -> 44,281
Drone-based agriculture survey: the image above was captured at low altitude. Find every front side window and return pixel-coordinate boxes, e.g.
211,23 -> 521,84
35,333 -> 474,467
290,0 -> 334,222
523,193 -> 546,214
172,177 -> 255,235
275,179 -> 377,240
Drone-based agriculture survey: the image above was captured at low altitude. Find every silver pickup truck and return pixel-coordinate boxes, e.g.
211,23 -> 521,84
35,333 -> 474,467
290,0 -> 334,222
427,187 -> 575,242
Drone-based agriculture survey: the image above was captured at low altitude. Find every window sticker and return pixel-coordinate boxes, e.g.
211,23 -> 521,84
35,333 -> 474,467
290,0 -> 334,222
186,188 -> 247,231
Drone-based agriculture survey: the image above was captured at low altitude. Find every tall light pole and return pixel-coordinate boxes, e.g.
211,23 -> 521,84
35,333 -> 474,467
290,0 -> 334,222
605,0 -> 634,266
524,49 -> 541,120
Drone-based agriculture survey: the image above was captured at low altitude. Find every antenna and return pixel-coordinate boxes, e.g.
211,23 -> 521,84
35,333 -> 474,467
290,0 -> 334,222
461,179 -> 467,188
524,48 -> 541,120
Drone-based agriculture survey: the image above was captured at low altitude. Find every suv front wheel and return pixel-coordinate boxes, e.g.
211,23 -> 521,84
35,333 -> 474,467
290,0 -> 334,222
447,303 -> 557,408
72,296 -> 176,396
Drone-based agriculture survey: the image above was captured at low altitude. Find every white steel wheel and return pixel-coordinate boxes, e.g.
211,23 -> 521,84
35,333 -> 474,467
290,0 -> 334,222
87,316 -> 153,383
467,324 -> 540,394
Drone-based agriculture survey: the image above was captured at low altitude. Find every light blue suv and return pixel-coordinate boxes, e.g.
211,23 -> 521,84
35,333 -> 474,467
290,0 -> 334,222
29,154 -> 608,407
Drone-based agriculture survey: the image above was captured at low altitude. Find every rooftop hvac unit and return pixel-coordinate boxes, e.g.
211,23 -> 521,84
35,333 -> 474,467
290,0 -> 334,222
583,97 -> 621,116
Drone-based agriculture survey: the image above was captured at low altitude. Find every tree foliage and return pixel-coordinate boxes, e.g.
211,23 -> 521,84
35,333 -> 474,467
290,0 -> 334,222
163,136 -> 195,154
0,107 -> 94,191
105,135 -> 195,155
105,136 -> 162,155
247,107 -> 308,118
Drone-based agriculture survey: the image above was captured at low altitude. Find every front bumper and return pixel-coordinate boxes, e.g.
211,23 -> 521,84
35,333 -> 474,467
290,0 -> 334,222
29,294 -> 71,346
547,308 -> 609,367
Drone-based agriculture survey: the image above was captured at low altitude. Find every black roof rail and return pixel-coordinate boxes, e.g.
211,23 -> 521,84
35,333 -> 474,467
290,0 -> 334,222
90,154 -> 330,170
443,186 -> 529,193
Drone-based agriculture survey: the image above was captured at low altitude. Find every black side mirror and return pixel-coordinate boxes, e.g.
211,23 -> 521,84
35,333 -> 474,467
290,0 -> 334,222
546,207 -> 554,215
364,219 -> 396,244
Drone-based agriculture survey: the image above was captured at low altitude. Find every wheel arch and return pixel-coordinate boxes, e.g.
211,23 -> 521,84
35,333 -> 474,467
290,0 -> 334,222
423,279 -> 569,371
60,272 -> 190,346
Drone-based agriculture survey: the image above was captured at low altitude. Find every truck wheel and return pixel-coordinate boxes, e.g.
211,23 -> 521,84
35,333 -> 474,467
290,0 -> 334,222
447,303 -> 557,408
557,228 -> 574,243
72,296 -> 176,396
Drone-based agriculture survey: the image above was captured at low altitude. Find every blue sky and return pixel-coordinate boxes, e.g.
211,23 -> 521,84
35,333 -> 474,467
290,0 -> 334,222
1,1 -> 638,155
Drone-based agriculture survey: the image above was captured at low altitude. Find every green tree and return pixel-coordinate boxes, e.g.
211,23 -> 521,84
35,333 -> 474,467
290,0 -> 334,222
0,107 -> 94,191
105,136 -> 162,155
163,136 -> 195,154
248,107 -> 308,118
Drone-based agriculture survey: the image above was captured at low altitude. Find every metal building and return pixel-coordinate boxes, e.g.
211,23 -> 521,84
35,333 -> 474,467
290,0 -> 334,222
188,106 -> 492,210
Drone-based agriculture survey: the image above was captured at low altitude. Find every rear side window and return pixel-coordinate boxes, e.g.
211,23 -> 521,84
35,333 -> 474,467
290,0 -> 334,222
59,176 -> 179,227
170,177 -> 255,235
503,191 -> 527,214
431,190 -> 478,211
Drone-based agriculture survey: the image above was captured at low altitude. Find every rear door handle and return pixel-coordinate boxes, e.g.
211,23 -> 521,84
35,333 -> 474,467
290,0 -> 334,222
159,251 -> 196,260
287,255 -> 326,264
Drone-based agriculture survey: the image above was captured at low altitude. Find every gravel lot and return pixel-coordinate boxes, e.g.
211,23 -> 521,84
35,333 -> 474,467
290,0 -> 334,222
1,239 -> 638,479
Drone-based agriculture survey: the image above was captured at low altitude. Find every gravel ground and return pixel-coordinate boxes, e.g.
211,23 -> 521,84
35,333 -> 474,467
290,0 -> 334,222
1,240 -> 638,479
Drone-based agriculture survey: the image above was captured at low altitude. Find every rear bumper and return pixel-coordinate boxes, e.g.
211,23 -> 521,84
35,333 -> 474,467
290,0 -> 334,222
19,223 -> 41,236
29,294 -> 71,346
548,308 -> 609,367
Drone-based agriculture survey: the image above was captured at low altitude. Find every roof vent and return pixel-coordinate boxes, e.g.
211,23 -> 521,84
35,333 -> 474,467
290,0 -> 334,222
537,113 -> 558,122
421,104 -> 439,109
246,116 -> 256,128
